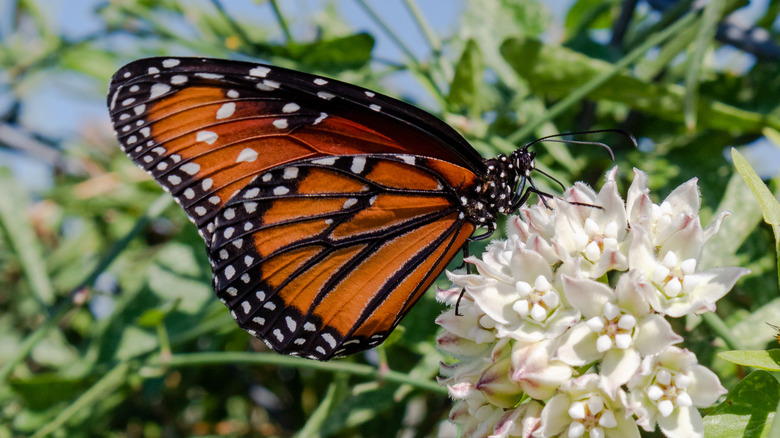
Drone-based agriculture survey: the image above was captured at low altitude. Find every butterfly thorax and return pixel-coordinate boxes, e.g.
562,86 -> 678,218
462,154 -> 520,232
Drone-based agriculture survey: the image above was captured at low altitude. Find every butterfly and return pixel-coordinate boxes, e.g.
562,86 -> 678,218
107,57 -> 550,360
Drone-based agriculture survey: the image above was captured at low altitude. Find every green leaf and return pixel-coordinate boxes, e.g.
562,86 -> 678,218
448,39 -> 484,115
263,33 -> 375,71
9,374 -> 88,410
565,0 -> 615,31
718,350 -> 780,371
703,370 -> 779,437
500,38 -> 780,133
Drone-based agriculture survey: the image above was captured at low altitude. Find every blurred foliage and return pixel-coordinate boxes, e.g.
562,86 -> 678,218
1,0 -> 779,436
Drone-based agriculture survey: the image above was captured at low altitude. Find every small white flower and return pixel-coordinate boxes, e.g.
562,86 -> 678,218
627,346 -> 726,437
555,272 -> 683,397
538,374 -> 639,438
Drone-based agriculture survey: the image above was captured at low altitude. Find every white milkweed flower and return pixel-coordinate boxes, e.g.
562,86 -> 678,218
626,346 -> 727,437
437,167 -> 748,438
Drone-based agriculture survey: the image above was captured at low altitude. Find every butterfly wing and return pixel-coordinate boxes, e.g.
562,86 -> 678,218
108,57 -> 483,359
108,57 -> 484,245
211,154 -> 476,359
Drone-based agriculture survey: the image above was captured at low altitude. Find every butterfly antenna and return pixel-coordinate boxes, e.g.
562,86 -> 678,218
522,128 -> 637,160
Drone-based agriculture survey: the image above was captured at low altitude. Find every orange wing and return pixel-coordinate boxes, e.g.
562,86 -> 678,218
210,154 -> 476,359
108,57 -> 485,246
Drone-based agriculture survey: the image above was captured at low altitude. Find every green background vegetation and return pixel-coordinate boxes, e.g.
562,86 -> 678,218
1,0 -> 779,436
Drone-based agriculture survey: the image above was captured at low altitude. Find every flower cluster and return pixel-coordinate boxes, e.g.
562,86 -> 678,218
437,168 -> 749,438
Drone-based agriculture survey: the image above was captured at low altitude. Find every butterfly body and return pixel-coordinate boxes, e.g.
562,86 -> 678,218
108,57 -> 534,360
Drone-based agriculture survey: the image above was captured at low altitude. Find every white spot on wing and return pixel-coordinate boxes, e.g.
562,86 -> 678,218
364,91 -> 375,97
273,119 -> 288,129
249,66 -> 271,77
162,59 -> 180,68
195,72 -> 223,79
148,67 -> 160,74
149,83 -> 171,99
343,198 -> 358,209
283,167 -> 299,179
313,78 -> 328,85
282,103 -> 300,113
322,333 -> 337,348
314,112 -> 328,124
312,157 -> 335,165
273,186 -> 289,196
196,130 -> 218,144
170,75 -> 187,85
236,148 -> 258,163
304,322 -> 316,331
369,104 -> 381,112
216,102 -> 236,119
351,157 -> 366,173
286,317 -> 297,332
317,91 -> 335,100
180,162 -> 201,175
242,301 -> 252,313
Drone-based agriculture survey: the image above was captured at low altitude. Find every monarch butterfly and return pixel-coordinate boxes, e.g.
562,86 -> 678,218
107,57 -> 610,360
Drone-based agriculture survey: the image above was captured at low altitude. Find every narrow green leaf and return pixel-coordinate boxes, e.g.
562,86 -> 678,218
730,147 -> 780,224
731,147 -> 780,285
295,376 -> 347,438
718,350 -> 780,371
684,0 -> 724,130
30,362 -> 130,438
0,169 -> 55,306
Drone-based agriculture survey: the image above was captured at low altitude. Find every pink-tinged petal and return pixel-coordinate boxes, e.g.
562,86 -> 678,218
628,193 -> 654,230
538,393 -> 572,437
657,405 -> 702,438
510,342 -> 573,400
597,178 -> 628,229
554,323 -> 600,366
492,401 -> 543,438
626,168 -> 650,220
509,248 -> 553,284
589,248 -> 629,278
436,331 -> 493,357
469,255 -> 513,283
634,314 -> 682,355
526,234 -> 559,265
600,348 -> 641,399
435,307 -> 484,340
477,358 -> 524,408
462,405 -> 505,438
663,178 -> 701,215
562,275 -> 614,317
447,381 -> 477,399
687,365 -> 727,406
659,214 -> 703,260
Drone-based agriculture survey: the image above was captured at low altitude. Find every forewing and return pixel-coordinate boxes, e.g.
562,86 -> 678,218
107,57 -> 483,246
